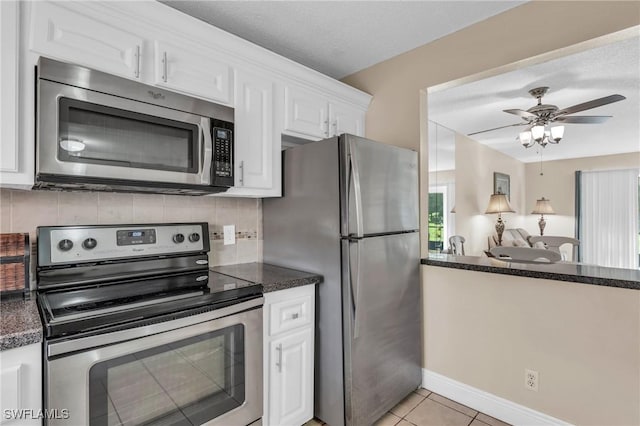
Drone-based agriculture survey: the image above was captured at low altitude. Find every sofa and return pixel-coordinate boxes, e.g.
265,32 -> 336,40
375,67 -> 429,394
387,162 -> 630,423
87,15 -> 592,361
488,228 -> 579,261
487,228 -> 543,249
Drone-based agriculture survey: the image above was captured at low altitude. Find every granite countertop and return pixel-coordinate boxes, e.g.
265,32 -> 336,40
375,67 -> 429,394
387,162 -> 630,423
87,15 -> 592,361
210,262 -> 323,292
422,254 -> 640,290
0,295 -> 43,351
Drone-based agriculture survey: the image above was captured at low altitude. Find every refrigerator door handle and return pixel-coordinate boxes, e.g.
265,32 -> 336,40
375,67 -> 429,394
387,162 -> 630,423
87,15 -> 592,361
349,140 -> 364,238
350,239 -> 362,339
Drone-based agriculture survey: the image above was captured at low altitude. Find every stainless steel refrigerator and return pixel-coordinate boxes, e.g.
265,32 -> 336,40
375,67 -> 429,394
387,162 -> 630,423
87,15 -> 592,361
263,134 -> 421,426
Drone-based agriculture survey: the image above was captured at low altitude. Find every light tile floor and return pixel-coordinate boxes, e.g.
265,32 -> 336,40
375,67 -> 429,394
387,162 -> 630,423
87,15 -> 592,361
303,388 -> 511,426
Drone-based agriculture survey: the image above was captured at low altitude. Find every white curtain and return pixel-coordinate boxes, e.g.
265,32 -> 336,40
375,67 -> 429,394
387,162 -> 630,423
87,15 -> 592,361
580,169 -> 639,268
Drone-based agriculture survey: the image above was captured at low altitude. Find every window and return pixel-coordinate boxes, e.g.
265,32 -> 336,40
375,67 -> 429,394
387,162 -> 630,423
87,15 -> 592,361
428,187 -> 448,253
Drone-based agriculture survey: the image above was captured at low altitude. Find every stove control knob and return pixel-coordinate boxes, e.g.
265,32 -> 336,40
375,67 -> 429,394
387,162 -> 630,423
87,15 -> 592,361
188,233 -> 200,243
82,238 -> 98,250
58,239 -> 73,251
173,233 -> 185,244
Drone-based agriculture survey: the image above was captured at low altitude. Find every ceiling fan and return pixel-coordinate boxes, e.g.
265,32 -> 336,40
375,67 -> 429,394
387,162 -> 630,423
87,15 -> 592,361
468,87 -> 626,143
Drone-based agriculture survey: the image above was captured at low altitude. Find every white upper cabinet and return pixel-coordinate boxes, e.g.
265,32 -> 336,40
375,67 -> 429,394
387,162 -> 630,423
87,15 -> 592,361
29,2 -> 143,79
330,101 -> 365,137
153,41 -> 232,105
284,85 -> 366,141
233,69 -> 276,190
284,86 -> 330,139
1,1 -> 20,175
8,0 -> 370,194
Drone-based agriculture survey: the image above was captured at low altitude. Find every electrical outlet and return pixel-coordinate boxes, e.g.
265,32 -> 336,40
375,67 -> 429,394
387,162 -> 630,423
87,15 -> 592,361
525,369 -> 539,392
223,225 -> 236,245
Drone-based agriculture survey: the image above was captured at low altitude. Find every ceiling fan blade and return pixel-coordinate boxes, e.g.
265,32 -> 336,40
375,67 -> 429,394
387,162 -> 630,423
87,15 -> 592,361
555,94 -> 626,116
468,122 -> 527,136
554,115 -> 612,124
503,109 -> 537,119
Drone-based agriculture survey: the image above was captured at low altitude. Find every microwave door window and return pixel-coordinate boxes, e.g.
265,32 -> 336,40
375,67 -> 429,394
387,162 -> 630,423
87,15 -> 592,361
58,98 -> 199,174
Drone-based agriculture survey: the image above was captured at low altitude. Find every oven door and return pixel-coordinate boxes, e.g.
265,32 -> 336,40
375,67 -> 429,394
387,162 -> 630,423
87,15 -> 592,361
37,79 -> 213,186
45,299 -> 262,426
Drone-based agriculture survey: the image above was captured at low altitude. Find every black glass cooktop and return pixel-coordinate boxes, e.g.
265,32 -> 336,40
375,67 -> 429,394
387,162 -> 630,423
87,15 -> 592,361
38,271 -> 262,339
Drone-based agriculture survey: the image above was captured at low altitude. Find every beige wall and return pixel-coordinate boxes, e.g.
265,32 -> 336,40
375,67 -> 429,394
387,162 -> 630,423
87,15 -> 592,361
455,133 -> 526,256
524,152 -> 640,238
423,266 -> 640,426
0,189 -> 262,285
343,1 -> 640,423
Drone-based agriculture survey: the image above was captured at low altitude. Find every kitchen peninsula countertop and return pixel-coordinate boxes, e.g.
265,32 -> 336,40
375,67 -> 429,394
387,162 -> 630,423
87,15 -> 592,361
422,254 -> 640,290
0,295 -> 43,351
210,262 -> 323,292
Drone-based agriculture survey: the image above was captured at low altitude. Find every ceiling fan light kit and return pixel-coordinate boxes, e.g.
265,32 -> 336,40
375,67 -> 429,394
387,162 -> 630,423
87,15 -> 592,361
469,86 -> 626,149
519,124 -> 564,148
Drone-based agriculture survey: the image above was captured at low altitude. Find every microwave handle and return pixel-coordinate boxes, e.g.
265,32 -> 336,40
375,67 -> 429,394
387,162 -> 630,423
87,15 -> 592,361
201,119 -> 213,185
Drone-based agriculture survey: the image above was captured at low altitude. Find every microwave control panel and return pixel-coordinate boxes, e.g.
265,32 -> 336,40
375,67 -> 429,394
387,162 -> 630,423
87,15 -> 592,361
213,127 -> 234,187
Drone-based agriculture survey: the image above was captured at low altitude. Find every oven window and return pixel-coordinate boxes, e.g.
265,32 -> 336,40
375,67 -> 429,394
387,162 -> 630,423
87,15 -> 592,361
58,98 -> 199,173
89,325 -> 245,426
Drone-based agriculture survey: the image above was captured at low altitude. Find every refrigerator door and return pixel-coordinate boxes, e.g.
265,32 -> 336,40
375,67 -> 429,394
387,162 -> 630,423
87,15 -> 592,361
340,135 -> 419,237
342,232 -> 422,426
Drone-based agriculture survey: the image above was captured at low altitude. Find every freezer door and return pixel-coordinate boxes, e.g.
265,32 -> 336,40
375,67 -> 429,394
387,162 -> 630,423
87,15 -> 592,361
341,135 -> 419,237
342,232 -> 422,426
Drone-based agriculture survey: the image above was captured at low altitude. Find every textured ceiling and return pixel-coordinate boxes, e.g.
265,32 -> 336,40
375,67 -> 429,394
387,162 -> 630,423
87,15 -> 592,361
160,1 -> 525,79
429,36 -> 640,165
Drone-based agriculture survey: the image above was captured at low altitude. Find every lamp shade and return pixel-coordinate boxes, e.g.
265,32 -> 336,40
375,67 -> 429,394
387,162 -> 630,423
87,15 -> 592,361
531,197 -> 555,215
485,193 -> 515,214
531,125 -> 545,142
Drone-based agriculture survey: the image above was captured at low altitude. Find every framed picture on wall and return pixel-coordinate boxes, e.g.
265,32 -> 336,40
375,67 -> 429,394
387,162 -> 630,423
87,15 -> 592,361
493,172 -> 510,200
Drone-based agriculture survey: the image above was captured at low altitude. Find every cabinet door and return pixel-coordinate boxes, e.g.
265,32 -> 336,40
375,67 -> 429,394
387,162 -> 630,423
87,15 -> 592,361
330,101 -> 365,137
234,70 -> 274,190
1,1 -> 19,174
0,344 -> 42,426
154,41 -> 232,104
284,86 -> 329,139
29,2 -> 143,79
268,328 -> 314,426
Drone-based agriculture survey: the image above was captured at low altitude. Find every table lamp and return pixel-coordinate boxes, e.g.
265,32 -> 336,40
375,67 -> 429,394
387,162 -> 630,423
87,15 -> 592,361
485,193 -> 515,246
531,197 -> 555,236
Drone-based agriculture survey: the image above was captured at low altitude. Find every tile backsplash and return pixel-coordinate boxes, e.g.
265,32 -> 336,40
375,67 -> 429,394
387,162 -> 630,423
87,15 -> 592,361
0,189 -> 263,270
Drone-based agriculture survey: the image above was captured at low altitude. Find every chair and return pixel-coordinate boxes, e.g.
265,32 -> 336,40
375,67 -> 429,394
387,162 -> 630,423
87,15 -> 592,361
448,235 -> 466,255
528,236 -> 580,262
489,246 -> 562,264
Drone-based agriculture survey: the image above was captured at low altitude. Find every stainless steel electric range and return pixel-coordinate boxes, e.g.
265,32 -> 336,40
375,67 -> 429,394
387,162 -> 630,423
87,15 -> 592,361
36,223 -> 263,426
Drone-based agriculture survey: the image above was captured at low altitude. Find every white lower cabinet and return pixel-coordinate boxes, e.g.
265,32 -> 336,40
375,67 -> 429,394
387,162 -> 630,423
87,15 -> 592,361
0,343 -> 42,426
263,285 -> 315,426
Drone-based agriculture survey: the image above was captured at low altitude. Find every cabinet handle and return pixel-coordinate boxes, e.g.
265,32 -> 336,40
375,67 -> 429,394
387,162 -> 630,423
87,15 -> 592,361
332,120 -> 338,136
291,313 -> 299,319
134,45 -> 141,78
239,161 -> 244,186
162,51 -> 168,82
324,119 -> 329,137
276,344 -> 283,372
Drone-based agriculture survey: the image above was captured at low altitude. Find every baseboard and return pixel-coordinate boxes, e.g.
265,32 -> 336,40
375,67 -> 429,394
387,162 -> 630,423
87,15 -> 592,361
421,369 -> 573,426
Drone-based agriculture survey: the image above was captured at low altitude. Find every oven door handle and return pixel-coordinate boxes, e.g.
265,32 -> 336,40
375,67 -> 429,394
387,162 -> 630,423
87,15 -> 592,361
48,297 -> 263,357
201,118 -> 213,185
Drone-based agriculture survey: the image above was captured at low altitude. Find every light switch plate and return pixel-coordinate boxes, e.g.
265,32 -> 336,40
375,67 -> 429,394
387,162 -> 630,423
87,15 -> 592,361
223,225 -> 236,245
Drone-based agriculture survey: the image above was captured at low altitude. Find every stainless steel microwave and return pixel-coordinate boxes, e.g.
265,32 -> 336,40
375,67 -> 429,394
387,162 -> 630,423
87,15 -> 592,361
35,58 -> 234,195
